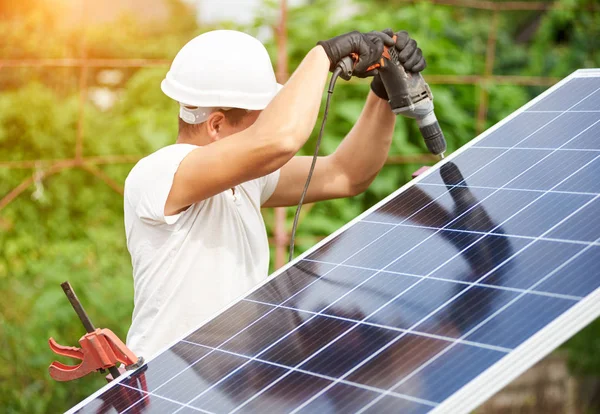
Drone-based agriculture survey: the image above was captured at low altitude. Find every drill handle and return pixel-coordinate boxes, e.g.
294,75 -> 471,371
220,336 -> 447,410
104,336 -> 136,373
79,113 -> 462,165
378,56 -> 413,111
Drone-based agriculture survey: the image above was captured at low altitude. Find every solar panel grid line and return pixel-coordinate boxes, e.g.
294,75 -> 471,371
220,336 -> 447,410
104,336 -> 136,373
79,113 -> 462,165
475,145 -> 600,151
117,383 -> 212,414
67,69 -> 600,414
176,340 -> 439,408
527,110 -> 600,112
418,182 -> 600,198
356,233 -> 600,413
300,258 -> 584,301
121,395 -> 152,414
360,219 -> 598,247
430,265 -> 600,413
243,297 -> 514,353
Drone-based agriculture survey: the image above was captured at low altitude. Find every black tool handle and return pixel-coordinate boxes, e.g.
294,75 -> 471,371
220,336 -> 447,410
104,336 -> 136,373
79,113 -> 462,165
61,281 -> 95,333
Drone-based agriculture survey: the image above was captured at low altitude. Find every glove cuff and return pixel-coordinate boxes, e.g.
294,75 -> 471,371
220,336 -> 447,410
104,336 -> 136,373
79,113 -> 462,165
370,74 -> 388,101
316,40 -> 336,72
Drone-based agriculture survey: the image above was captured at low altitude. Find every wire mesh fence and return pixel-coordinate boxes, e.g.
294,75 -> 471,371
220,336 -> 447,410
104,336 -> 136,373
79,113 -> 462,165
0,0 -> 563,269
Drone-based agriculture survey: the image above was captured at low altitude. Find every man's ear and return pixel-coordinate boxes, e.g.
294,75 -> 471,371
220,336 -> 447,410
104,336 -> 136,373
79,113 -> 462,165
206,111 -> 226,142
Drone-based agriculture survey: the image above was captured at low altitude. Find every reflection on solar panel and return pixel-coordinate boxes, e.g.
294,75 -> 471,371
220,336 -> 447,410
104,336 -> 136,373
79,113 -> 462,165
69,69 -> 600,414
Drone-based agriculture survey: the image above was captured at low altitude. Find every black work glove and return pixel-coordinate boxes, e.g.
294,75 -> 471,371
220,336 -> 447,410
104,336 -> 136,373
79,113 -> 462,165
371,29 -> 427,100
317,31 -> 395,77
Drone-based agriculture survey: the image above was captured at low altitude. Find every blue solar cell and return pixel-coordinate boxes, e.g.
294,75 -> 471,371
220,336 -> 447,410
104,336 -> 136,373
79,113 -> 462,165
366,184 -> 452,225
466,148 -> 551,188
536,246 -> 600,297
483,240 -> 585,290
547,198 -> 600,242
294,384 -> 387,413
393,343 -> 505,403
73,384 -> 144,413
184,300 -> 272,348
151,351 -> 247,404
258,316 -> 355,367
119,341 -> 211,392
307,221 -> 394,264
473,112 -> 558,148
282,265 -> 374,313
556,157 -> 600,194
515,112 -> 600,149
342,225 -> 431,269
218,307 -> 303,356
358,396 -> 433,414
527,77 -> 600,111
385,230 -> 479,275
232,370 -> 332,413
345,333 -> 452,390
299,324 -> 395,378
247,260 -> 336,305
429,235 -> 530,283
494,192 -> 593,237
571,89 -> 600,111
190,360 -> 288,413
320,271 -> 421,320
506,150 -> 598,191
465,294 -> 576,349
563,121 -> 600,150
444,189 -> 540,231
419,148 -> 505,186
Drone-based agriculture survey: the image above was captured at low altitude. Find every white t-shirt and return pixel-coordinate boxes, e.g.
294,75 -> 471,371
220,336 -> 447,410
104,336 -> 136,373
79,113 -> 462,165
123,143 -> 279,360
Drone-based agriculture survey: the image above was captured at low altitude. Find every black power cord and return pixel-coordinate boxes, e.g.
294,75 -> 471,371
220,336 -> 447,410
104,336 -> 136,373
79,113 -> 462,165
288,66 -> 345,262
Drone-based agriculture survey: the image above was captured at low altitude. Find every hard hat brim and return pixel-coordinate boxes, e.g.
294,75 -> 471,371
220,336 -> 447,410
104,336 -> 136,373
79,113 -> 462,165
161,78 -> 284,111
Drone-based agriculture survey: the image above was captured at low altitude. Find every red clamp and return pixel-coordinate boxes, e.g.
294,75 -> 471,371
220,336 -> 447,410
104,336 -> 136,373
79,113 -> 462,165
49,328 -> 139,382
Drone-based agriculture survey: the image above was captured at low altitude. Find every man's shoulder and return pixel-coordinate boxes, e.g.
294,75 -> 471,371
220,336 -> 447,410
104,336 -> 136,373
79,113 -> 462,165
126,144 -> 199,186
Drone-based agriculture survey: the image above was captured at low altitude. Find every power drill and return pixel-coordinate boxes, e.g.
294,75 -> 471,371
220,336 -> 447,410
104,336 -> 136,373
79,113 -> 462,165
337,36 -> 447,158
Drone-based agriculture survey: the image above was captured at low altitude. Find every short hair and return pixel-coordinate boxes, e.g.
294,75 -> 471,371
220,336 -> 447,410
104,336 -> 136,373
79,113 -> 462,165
178,108 -> 249,139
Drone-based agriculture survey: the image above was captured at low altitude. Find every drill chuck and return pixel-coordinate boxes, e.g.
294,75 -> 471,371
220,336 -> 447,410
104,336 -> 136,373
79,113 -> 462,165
419,121 -> 447,157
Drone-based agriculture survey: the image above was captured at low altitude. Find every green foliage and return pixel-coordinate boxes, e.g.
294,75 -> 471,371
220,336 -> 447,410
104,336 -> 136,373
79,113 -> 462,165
1,0 -> 599,412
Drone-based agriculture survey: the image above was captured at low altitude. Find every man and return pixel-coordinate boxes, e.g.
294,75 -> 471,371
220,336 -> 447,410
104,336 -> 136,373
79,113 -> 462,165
124,29 -> 426,360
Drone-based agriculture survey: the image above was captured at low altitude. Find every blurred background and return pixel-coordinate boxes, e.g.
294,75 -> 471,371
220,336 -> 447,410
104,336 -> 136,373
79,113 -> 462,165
0,0 -> 599,412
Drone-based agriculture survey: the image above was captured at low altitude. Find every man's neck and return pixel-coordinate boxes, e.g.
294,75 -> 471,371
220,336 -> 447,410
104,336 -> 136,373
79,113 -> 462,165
176,133 -> 210,146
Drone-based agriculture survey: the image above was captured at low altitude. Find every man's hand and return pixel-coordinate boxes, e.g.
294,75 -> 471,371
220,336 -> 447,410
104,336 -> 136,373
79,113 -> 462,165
317,31 -> 394,77
371,29 -> 427,101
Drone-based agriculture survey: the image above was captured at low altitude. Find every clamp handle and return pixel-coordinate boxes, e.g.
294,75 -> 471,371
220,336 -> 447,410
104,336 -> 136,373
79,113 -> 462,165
49,328 -> 140,382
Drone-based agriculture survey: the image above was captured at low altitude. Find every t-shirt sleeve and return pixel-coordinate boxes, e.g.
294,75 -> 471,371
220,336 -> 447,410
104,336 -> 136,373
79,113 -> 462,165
260,169 -> 281,205
128,144 -> 200,225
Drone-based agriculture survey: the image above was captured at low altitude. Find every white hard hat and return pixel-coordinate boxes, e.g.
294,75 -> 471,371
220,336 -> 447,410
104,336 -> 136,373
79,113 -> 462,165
161,30 -> 283,119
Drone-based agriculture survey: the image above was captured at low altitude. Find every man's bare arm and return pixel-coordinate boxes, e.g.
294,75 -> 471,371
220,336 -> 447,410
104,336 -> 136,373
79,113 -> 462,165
164,46 -> 330,216
263,91 -> 396,207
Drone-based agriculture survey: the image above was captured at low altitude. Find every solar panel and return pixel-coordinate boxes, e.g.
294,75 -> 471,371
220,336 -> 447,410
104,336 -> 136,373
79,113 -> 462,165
68,69 -> 600,414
